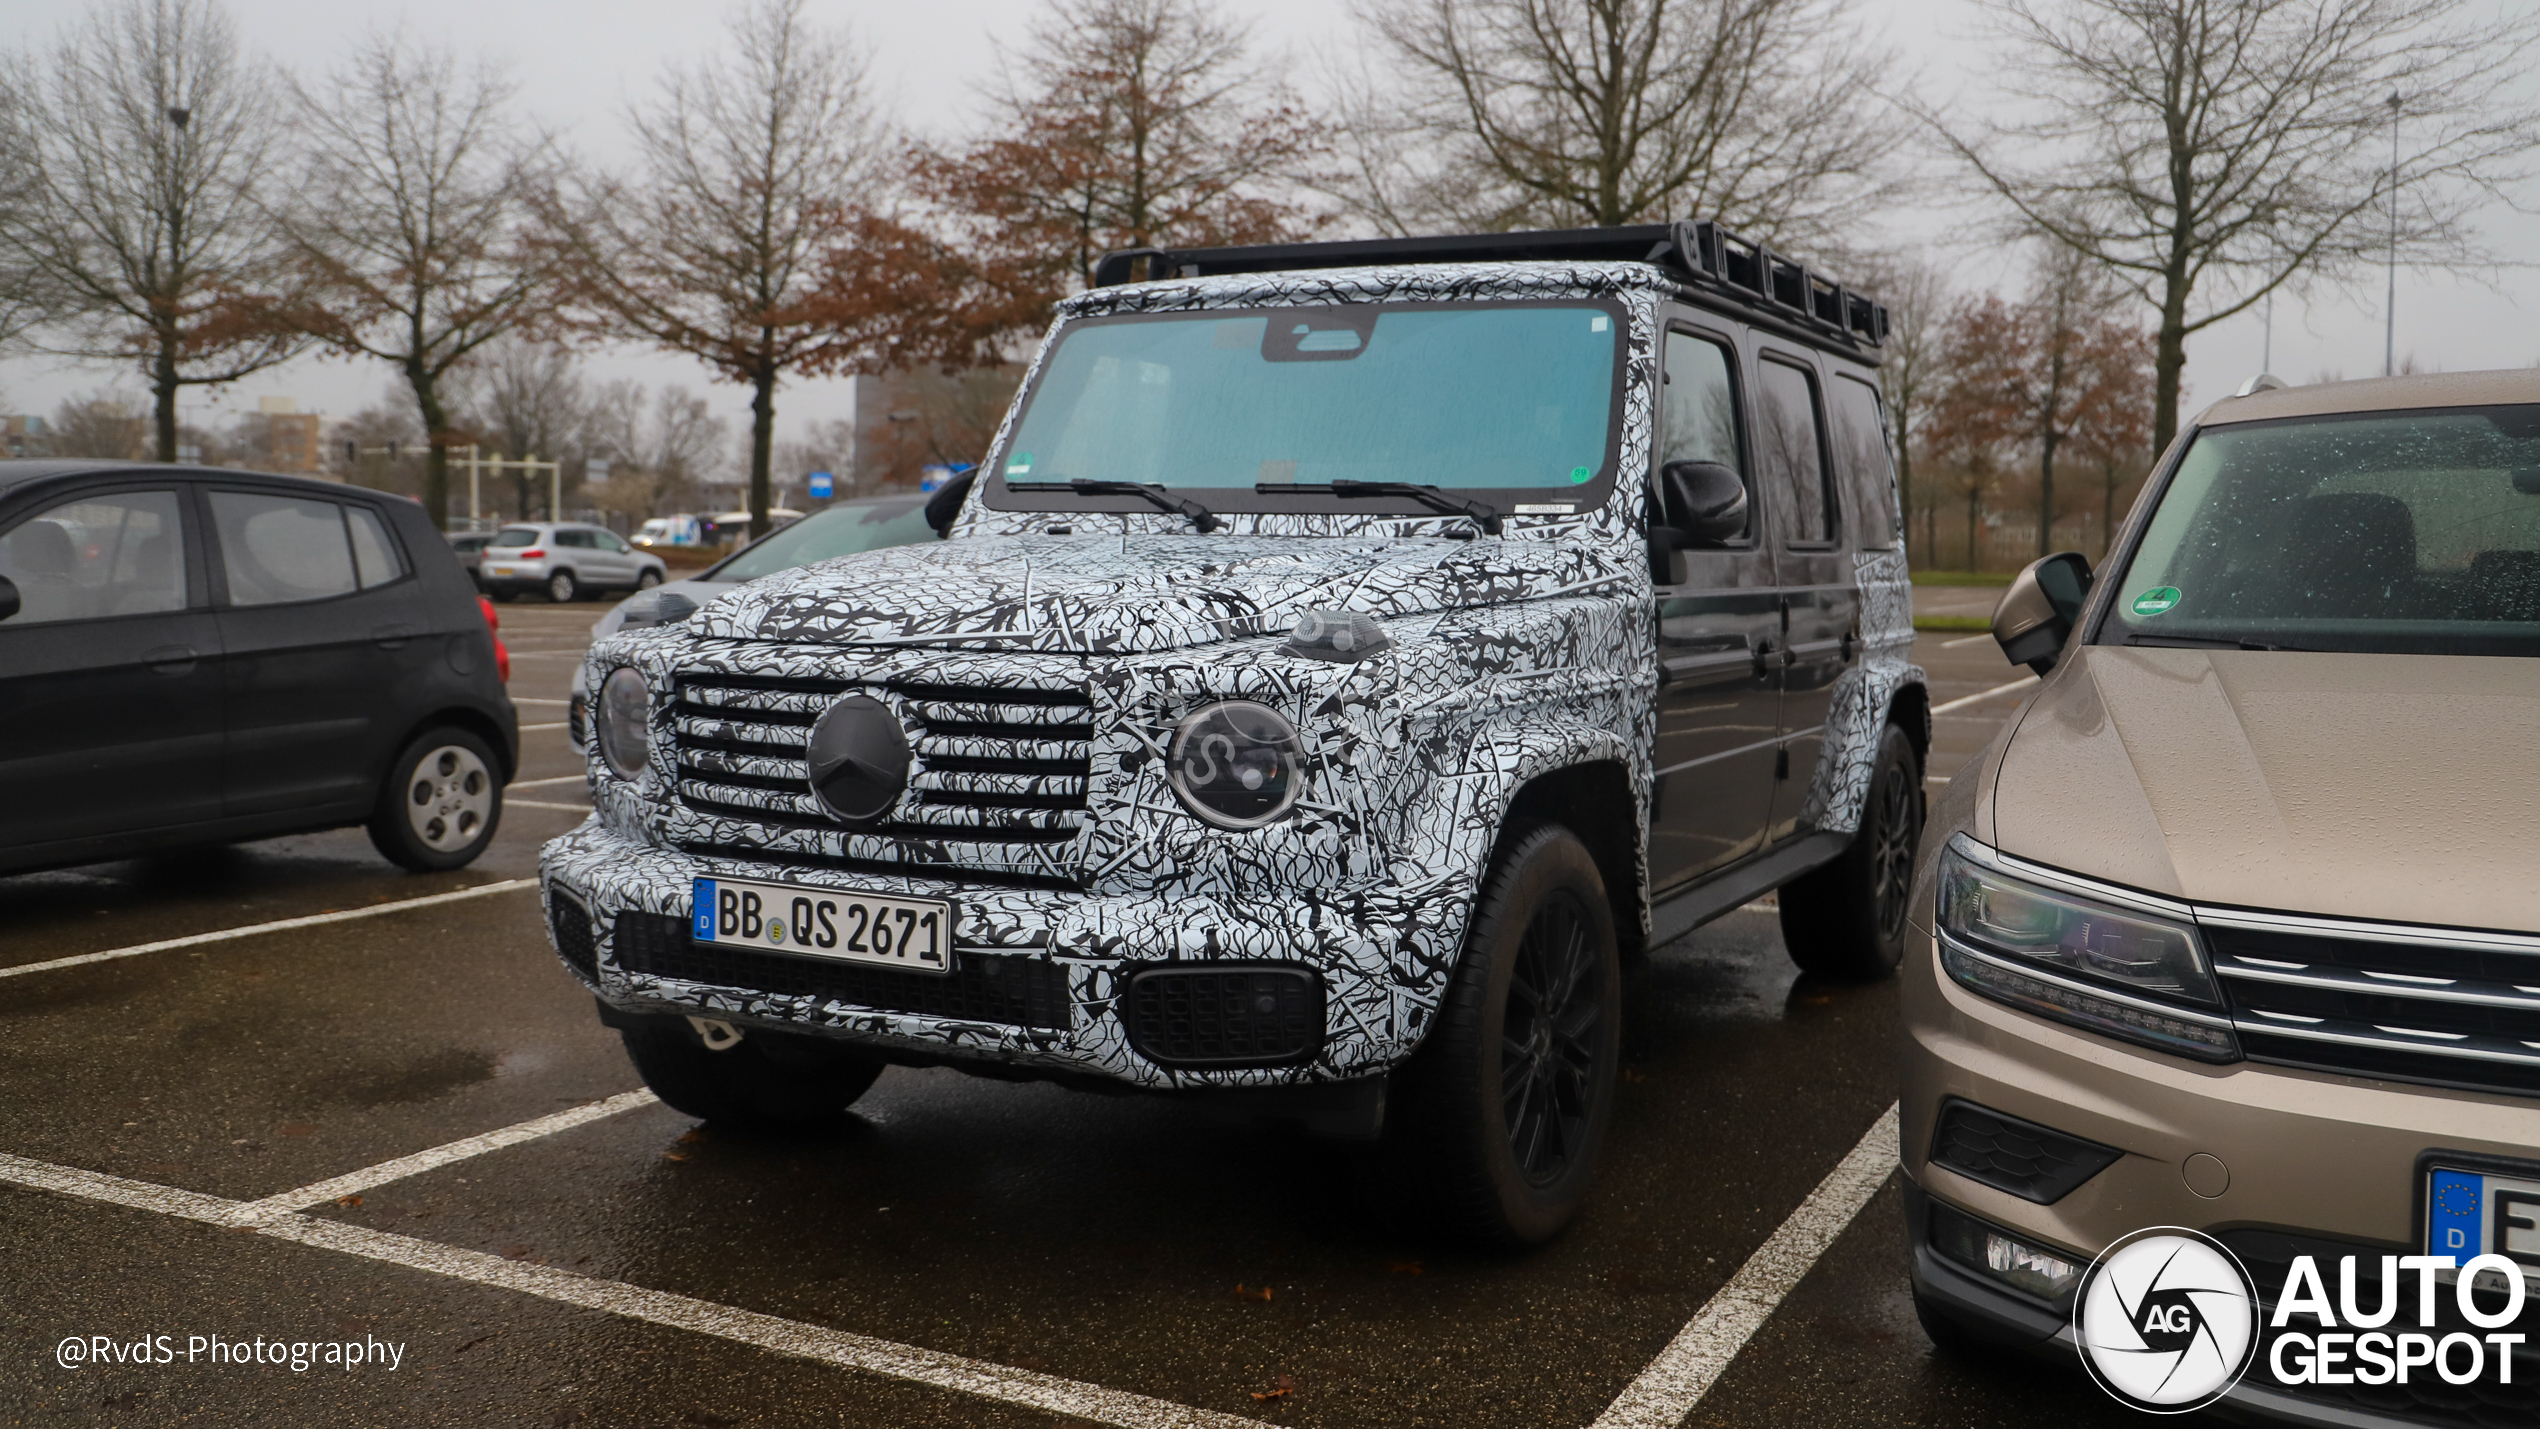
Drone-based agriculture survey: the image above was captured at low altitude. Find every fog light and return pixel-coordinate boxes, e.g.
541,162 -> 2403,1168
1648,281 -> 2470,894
1931,1200 -> 2082,1303
1985,1232 -> 2080,1300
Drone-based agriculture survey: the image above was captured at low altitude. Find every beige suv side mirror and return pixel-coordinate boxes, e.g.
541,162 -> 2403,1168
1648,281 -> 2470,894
1992,552 -> 2093,674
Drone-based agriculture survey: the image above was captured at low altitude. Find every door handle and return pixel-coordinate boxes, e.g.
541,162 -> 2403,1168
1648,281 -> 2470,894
372,622 -> 421,649
142,644 -> 198,675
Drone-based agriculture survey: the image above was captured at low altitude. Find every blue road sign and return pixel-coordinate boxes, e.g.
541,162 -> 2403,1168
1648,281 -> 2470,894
807,471 -> 834,499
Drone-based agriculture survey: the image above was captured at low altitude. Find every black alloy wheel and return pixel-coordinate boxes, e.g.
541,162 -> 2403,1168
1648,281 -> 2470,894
1503,890 -> 1603,1186
1779,722 -> 1924,981
1388,823 -> 1622,1247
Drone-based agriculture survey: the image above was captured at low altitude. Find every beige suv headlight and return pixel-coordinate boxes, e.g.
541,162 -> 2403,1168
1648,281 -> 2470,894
1936,837 -> 2239,1063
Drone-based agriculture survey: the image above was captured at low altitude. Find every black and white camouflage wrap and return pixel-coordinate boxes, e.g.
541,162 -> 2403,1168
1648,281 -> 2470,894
540,260 -> 1921,1090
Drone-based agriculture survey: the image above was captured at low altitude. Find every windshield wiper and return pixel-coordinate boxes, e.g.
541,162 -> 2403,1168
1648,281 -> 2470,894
1010,479 -> 1220,533
1257,480 -> 1502,535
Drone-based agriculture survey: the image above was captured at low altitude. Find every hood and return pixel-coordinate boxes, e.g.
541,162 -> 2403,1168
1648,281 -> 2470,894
685,531 -> 1631,655
1991,646 -> 2540,932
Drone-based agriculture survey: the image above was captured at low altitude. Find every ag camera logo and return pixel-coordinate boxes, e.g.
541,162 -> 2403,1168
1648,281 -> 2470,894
2075,1227 -> 2260,1412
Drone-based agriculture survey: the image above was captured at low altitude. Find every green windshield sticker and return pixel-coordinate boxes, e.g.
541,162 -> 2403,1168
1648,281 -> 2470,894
1569,466 -> 1593,483
1006,451 -> 1034,475
2131,586 -> 2182,617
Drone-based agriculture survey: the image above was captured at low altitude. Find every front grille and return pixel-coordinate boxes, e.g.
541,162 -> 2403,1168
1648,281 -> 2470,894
1928,1099 -> 2120,1205
1123,966 -> 1324,1068
612,912 -> 1071,1030
2210,917 -> 2540,1100
549,893 -> 598,985
667,670 -> 1094,873
2224,1228 -> 2540,1428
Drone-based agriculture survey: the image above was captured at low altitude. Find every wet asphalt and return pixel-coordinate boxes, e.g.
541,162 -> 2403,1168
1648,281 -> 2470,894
0,599 -> 2152,1428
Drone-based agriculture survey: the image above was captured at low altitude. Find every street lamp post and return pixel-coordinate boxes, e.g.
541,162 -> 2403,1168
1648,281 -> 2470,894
2385,91 -> 2401,378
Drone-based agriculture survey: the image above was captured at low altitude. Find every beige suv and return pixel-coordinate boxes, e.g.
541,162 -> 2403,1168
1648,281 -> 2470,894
1902,371 -> 2540,1424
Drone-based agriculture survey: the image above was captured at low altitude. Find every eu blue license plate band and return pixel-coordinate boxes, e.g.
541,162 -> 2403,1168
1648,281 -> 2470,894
692,878 -> 717,941
2430,1167 -> 2484,1258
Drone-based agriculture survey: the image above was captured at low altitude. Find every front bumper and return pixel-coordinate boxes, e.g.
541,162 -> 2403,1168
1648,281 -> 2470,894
538,819 -> 1426,1089
1901,923 -> 2540,1426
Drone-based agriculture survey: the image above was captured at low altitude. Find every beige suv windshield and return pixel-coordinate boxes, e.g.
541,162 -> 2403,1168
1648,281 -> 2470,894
2109,404 -> 2540,656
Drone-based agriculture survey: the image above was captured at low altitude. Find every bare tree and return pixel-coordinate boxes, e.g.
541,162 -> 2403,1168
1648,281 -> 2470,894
544,0 -> 911,538
916,0 -> 1326,338
280,34 -> 556,528
448,336 -> 586,519
1344,0 -> 1906,241
0,0 -> 301,461
1927,0 -> 2540,448
1849,248 -> 1947,562
582,381 -> 729,524
45,388 -> 150,459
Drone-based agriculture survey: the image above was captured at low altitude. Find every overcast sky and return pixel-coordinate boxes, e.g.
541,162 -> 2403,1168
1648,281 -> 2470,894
5,0 -> 2536,468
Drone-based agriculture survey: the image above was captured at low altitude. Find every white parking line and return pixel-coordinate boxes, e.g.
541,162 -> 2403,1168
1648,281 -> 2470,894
522,721 -> 568,732
1929,674 -> 2038,715
508,798 -> 592,812
0,879 -> 538,981
509,773 -> 589,790
232,1090 -> 660,1222
1590,1102 -> 1899,1429
513,696 -> 570,706
1941,631 -> 1996,648
0,1150 -> 1264,1429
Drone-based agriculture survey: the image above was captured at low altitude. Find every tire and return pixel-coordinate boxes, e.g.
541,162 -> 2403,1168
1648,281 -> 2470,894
547,569 -> 578,603
1388,824 -> 1622,1248
620,1023 -> 885,1132
1779,723 -> 1923,981
636,568 -> 662,590
366,727 -> 503,871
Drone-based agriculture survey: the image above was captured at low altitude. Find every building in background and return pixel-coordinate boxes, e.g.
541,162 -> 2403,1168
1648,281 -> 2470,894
1,416 -> 48,459
256,396 -> 326,475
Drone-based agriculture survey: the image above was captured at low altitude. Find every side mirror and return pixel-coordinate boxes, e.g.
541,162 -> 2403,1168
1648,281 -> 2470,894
1992,551 -> 2094,674
924,466 -> 977,535
1662,461 -> 1749,545
0,574 -> 17,621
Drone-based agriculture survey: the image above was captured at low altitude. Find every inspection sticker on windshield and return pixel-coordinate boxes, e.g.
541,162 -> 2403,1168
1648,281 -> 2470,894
1005,451 -> 1034,476
2131,586 -> 2182,617
692,876 -> 951,975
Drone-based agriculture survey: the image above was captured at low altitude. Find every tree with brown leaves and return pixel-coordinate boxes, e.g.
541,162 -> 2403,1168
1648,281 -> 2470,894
914,0 -> 1327,348
279,34 -> 557,528
542,0 -> 928,538
0,0 -> 302,462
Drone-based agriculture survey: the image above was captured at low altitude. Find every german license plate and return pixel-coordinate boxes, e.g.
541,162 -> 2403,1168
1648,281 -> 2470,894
690,876 -> 951,975
2425,1164 -> 2540,1278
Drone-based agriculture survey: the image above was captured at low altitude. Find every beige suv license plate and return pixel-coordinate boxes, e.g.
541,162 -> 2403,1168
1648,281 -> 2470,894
691,876 -> 951,975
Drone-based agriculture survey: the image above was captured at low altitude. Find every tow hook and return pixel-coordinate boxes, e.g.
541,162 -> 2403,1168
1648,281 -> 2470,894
685,1016 -> 743,1051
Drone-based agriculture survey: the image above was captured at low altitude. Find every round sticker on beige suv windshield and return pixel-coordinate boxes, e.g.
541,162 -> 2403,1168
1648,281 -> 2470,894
2131,586 -> 2181,617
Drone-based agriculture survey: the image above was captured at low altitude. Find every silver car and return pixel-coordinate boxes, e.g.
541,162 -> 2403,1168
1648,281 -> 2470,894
477,522 -> 668,603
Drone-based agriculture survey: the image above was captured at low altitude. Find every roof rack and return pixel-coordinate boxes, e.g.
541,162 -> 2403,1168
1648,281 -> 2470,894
1089,219 -> 1888,349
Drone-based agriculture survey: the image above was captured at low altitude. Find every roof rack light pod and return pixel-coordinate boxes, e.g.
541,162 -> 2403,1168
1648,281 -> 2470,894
1088,218 -> 1889,350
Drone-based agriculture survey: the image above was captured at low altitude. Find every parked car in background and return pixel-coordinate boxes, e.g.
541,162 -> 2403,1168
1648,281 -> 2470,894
478,522 -> 668,603
591,493 -> 936,641
1906,370 -> 2540,1423
447,530 -> 495,587
634,515 -> 703,548
0,460 -> 518,874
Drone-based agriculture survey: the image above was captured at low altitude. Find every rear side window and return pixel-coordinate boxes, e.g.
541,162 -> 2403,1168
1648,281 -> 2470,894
1756,358 -> 1835,544
491,528 -> 539,547
0,489 -> 186,624
554,530 -> 594,549
209,492 -> 384,606
346,506 -> 406,587
1827,374 -> 1902,550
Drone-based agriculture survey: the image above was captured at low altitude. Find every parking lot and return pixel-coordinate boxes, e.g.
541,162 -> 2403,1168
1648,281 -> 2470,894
1,601 -> 2148,1428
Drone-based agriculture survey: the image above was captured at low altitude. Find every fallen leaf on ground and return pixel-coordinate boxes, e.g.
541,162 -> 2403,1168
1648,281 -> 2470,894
662,1151 -> 690,1163
676,1129 -> 706,1145
501,1244 -> 536,1261
1234,1283 -> 1273,1301
1250,1375 -> 1297,1402
1388,1260 -> 1424,1275
335,1195 -> 363,1208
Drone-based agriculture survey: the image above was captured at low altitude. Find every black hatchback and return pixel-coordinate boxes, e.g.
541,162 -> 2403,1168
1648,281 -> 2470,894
0,462 -> 519,875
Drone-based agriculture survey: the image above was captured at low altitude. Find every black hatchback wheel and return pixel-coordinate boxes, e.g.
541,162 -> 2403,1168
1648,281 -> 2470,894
1779,723 -> 1924,981
1389,824 -> 1621,1247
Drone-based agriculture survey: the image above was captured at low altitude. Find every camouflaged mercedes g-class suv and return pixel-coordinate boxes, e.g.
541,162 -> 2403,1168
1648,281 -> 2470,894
541,221 -> 1927,1245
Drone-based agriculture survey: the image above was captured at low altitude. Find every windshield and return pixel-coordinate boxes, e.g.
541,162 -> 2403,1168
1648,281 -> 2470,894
707,499 -> 932,581
491,528 -> 540,548
2106,405 -> 2540,656
986,301 -> 1625,518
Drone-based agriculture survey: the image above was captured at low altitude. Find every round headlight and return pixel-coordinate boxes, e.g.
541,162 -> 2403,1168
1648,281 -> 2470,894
1167,701 -> 1303,828
597,667 -> 650,781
